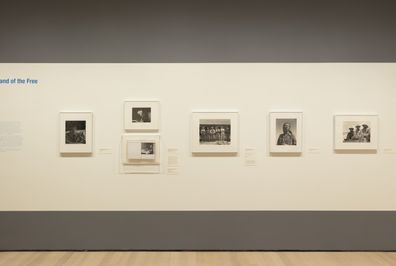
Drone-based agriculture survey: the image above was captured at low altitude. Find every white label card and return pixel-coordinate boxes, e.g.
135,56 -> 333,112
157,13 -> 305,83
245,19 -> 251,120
0,121 -> 23,152
245,148 -> 257,166
308,147 -> 321,154
167,148 -> 179,174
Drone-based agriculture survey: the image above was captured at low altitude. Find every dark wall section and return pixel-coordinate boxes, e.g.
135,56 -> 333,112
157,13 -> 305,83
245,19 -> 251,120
1,0 -> 396,62
1,211 -> 396,250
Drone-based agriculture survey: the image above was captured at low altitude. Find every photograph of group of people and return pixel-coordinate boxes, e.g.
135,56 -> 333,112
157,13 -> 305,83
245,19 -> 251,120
343,122 -> 371,143
199,119 -> 231,145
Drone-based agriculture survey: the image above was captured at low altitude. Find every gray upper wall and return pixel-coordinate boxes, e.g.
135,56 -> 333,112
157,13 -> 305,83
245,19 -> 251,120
1,0 -> 396,62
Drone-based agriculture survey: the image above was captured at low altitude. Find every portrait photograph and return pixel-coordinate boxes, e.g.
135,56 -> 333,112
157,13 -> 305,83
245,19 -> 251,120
334,115 -> 378,151
191,111 -> 239,154
59,112 -> 93,154
124,100 -> 160,131
276,118 -> 297,146
270,112 -> 303,153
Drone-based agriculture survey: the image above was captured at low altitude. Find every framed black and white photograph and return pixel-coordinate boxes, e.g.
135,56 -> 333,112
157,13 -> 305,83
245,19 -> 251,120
124,100 -> 160,131
270,112 -> 303,153
121,134 -> 160,173
334,114 -> 378,151
191,111 -> 239,154
59,112 -> 93,154
132,107 -> 151,123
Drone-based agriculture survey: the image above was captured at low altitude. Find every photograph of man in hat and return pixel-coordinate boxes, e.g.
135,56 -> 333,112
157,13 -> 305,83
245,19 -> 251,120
351,125 -> 363,141
361,124 -> 371,142
277,122 -> 297,146
345,127 -> 355,142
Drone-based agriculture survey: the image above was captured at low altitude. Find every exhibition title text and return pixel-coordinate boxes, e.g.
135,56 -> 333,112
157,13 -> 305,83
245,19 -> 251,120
0,78 -> 39,85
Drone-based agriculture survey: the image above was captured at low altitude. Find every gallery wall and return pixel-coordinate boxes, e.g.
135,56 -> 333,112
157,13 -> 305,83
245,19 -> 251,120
1,63 -> 395,211
1,0 -> 396,250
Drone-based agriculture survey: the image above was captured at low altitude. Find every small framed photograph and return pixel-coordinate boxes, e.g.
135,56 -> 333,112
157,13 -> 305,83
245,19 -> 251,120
124,100 -> 160,131
334,114 -> 378,150
270,112 -> 303,153
191,111 -> 239,154
59,112 -> 93,154
121,134 -> 160,165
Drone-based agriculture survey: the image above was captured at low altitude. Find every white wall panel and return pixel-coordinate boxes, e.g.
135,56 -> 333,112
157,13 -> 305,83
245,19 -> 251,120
0,63 -> 395,210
